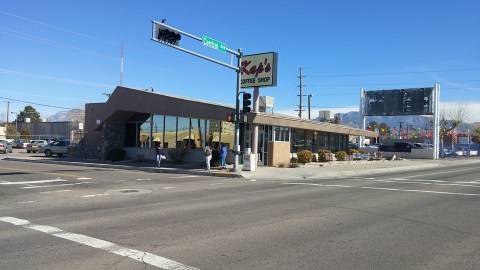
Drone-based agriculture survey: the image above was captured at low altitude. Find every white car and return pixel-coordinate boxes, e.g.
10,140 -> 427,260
41,140 -> 70,157
26,140 -> 48,153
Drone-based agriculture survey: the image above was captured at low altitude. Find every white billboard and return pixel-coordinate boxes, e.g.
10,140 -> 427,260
240,52 -> 278,88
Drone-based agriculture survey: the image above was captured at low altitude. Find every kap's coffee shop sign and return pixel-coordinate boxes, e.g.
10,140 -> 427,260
240,52 -> 278,88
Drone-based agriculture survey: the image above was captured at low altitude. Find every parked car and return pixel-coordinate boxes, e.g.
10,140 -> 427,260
11,139 -> 30,149
0,140 -> 13,154
26,140 -> 48,153
379,142 -> 420,152
40,140 -> 70,157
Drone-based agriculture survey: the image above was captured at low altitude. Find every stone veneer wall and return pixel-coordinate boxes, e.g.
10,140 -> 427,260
67,121 -> 125,160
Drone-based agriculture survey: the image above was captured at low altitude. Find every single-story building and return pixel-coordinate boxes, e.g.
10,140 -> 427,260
83,86 -> 377,166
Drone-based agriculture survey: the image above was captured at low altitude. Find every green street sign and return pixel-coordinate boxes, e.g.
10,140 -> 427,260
202,35 -> 227,53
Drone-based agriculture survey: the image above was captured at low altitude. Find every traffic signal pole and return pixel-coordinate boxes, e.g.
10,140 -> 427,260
151,20 -> 242,171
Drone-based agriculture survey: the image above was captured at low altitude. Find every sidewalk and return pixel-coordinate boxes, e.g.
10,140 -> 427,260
3,156 -> 479,181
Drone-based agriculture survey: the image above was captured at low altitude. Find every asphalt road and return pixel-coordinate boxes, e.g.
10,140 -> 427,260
1,159 -> 479,269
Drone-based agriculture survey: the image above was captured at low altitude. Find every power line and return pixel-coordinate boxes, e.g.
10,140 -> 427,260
0,96 -> 73,110
305,67 -> 480,78
306,79 -> 480,87
0,68 -> 115,88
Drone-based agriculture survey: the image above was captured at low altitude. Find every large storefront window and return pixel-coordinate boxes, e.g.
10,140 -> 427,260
177,117 -> 190,148
292,129 -> 305,153
318,132 -> 328,150
207,120 -> 221,149
221,121 -> 235,149
151,115 -> 164,147
189,118 -> 204,149
139,117 -> 151,148
164,116 -> 176,149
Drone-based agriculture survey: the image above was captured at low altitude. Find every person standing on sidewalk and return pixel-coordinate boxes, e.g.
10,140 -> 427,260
204,143 -> 212,170
155,142 -> 164,168
219,142 -> 227,169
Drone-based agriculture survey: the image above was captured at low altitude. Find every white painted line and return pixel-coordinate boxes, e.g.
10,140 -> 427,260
0,217 -> 199,270
82,194 -> 109,198
22,183 -> 85,189
162,187 -> 177,190
170,175 -> 199,178
0,179 -> 67,185
136,178 -> 152,181
18,201 -> 35,204
40,190 -> 72,194
250,179 -> 257,182
209,183 -> 224,186
76,177 -> 92,180
284,182 -> 480,196
401,167 -> 479,178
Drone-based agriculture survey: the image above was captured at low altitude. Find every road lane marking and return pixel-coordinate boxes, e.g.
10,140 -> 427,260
0,166 -> 85,178
76,177 -> 92,180
40,190 -> 72,194
22,183 -> 87,189
170,175 -> 200,178
351,178 -> 480,188
18,201 -> 35,204
82,193 -> 109,198
401,167 -> 480,179
0,179 -> 67,185
284,183 -> 480,196
162,187 -> 177,190
0,217 -> 199,270
136,178 -> 152,181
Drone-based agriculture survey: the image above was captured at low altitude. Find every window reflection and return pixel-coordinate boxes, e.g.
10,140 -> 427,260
139,117 -> 151,148
164,116 -> 176,149
177,117 -> 190,148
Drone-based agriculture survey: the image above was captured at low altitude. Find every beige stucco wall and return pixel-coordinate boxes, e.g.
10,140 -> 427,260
268,141 -> 291,167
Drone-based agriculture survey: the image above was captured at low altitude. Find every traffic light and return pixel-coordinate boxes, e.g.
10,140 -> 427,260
227,113 -> 236,123
156,26 -> 181,46
242,92 -> 252,113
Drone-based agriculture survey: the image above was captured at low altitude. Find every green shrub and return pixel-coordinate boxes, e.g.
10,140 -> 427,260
290,157 -> 298,163
297,150 -> 313,164
335,151 -> 347,161
347,148 -> 359,155
288,162 -> 300,168
107,148 -> 125,161
317,149 -> 332,162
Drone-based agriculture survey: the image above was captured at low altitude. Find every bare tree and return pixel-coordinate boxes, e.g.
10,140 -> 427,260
447,102 -> 470,130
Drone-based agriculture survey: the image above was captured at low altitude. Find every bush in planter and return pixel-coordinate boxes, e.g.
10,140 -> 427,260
290,157 -> 298,163
107,148 -> 125,161
347,148 -> 359,155
317,149 -> 332,162
335,151 -> 347,161
297,150 -> 313,164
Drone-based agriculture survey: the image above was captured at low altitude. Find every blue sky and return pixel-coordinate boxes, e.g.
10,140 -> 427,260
1,0 -> 479,122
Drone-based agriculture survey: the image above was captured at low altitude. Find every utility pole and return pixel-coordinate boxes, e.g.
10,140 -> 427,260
4,101 -> 11,126
296,67 -> 305,118
307,94 -> 313,120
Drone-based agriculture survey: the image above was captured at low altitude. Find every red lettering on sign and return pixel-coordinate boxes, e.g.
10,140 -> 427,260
241,57 -> 273,77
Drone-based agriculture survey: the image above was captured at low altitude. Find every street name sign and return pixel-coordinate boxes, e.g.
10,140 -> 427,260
202,35 -> 227,52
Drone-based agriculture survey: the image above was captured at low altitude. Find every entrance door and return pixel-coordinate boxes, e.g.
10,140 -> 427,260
257,125 -> 270,166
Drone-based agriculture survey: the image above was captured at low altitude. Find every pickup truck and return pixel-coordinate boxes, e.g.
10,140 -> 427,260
379,142 -> 419,152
